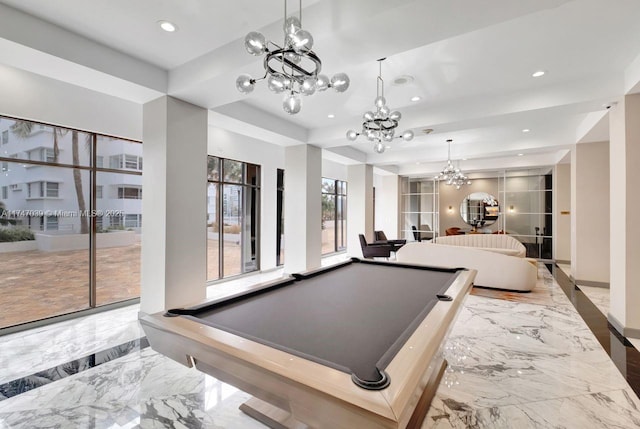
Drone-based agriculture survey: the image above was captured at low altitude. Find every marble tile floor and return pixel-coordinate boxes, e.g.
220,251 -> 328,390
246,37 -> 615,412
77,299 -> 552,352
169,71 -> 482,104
2,263 -> 640,428
549,264 -> 640,351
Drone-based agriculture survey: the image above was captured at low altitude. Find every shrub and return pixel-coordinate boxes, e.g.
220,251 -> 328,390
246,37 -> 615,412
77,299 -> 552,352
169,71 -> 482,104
0,227 -> 35,242
223,224 -> 241,234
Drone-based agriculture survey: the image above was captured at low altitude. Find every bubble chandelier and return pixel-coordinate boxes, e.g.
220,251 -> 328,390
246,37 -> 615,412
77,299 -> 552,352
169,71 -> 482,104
346,58 -> 414,154
236,0 -> 349,115
435,139 -> 471,189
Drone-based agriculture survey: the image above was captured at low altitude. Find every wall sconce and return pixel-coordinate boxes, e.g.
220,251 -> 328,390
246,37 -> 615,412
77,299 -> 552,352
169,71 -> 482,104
448,205 -> 454,213
509,205 -> 515,213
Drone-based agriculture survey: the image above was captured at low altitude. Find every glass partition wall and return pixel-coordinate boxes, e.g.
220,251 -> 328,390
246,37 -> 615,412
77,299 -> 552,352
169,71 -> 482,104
0,116 -> 142,330
400,168 -> 553,260
400,178 -> 439,242
501,168 -> 553,259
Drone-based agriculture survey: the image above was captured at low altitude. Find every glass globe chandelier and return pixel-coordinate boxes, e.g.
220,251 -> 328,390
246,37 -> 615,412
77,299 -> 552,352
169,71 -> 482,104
346,58 -> 414,154
435,139 -> 471,189
236,0 -> 349,115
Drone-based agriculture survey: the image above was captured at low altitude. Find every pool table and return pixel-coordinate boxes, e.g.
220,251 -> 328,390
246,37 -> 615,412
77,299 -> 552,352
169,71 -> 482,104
141,258 -> 476,428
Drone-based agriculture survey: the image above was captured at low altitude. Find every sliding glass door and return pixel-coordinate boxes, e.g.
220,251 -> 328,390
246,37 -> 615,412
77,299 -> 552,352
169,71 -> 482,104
207,156 -> 260,280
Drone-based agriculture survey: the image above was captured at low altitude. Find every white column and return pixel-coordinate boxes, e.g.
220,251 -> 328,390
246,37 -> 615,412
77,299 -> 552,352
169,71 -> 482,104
375,174 -> 400,238
570,141 -> 609,285
553,163 -> 571,264
284,144 -> 322,273
609,93 -> 640,337
347,164 -> 374,257
140,96 -> 207,315
259,166 -> 278,270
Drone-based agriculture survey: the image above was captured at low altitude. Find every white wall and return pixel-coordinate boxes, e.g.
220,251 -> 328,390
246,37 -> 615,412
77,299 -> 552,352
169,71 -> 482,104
0,63 -> 141,139
207,125 -> 285,272
322,158 -> 348,182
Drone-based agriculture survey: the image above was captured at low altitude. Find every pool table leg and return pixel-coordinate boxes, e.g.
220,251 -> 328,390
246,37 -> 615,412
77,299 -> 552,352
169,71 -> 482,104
239,397 -> 309,429
406,358 -> 448,429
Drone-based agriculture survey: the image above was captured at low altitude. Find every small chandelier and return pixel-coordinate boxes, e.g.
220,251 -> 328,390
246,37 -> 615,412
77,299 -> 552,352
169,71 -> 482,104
346,58 -> 414,154
435,139 -> 471,189
236,0 -> 349,115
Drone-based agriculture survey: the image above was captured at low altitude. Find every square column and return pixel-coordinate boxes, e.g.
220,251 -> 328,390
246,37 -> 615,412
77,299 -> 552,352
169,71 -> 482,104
570,141 -> 609,285
140,96 -> 208,315
553,163 -> 571,264
375,174 -> 401,239
609,93 -> 640,337
284,144 -> 322,273
347,164 -> 374,257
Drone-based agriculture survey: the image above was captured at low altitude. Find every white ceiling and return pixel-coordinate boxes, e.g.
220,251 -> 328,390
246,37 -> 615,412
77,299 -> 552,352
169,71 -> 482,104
1,0 -> 639,176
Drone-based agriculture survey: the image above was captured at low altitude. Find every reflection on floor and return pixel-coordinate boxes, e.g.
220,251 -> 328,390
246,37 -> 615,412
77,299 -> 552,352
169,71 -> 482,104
556,262 -> 571,279
1,262 -> 640,428
577,285 -> 610,317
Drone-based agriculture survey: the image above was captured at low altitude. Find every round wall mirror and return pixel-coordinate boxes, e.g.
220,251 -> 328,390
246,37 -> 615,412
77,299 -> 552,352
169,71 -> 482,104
460,192 -> 500,227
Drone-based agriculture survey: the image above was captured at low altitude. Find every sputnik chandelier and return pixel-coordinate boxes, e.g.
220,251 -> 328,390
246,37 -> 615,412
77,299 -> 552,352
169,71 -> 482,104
236,0 -> 349,115
435,139 -> 471,189
346,58 -> 414,154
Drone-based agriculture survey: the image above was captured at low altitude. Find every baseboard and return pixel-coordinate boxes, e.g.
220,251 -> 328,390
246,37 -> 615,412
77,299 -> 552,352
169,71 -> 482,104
1,298 -> 140,337
608,313 -> 624,336
575,279 -> 609,288
608,313 -> 640,339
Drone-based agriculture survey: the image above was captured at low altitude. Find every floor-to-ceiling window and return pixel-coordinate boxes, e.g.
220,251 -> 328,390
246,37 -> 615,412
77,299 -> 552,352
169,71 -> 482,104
321,178 -> 347,255
207,156 -> 260,280
0,116 -> 142,330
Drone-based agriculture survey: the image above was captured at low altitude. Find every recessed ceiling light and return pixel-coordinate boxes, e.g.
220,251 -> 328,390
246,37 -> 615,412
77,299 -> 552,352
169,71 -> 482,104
393,75 -> 414,86
532,70 -> 545,78
462,158 -> 467,161
158,20 -> 178,32
327,114 -> 335,118
522,128 -> 530,133
411,96 -> 421,102
517,153 -> 524,156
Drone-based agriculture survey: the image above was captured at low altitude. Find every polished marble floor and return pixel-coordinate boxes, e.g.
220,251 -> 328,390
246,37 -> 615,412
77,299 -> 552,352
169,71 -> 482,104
1,261 -> 640,428
555,263 -> 640,352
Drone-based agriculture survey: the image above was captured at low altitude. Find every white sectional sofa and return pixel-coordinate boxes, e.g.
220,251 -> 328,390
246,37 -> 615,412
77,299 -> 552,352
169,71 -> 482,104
396,242 -> 537,291
434,234 -> 526,258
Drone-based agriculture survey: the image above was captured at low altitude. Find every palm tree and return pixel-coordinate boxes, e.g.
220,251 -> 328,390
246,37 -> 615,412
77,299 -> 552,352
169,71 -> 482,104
71,130 -> 89,234
9,120 -> 33,139
10,120 -> 60,162
11,120 -> 87,233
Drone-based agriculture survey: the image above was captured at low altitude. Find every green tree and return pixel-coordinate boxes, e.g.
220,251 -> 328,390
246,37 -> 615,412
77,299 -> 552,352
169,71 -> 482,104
10,120 -> 88,233
0,201 -> 16,226
10,121 -> 61,161
71,130 -> 89,234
